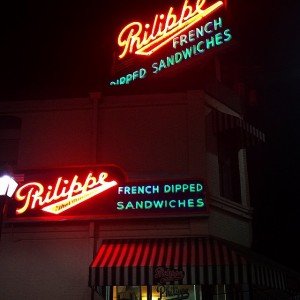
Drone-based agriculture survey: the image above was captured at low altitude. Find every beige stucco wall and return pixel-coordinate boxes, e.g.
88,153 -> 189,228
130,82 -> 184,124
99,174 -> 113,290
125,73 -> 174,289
0,91 -> 253,299
1,92 -> 206,179
0,223 -> 92,300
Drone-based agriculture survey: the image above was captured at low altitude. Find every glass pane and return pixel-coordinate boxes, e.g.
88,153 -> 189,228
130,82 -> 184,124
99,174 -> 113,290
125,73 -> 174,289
115,286 -> 141,300
141,286 -> 147,300
152,285 -> 196,300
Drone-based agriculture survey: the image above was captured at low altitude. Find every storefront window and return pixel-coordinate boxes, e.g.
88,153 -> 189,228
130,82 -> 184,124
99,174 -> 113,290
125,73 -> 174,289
153,285 -> 196,300
113,285 -> 196,300
213,284 -> 227,300
218,131 -> 241,204
111,285 -> 249,300
113,286 -> 144,300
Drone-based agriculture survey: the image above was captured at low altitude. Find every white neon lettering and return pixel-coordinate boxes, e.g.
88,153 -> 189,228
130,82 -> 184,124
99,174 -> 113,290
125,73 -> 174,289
15,172 -> 117,215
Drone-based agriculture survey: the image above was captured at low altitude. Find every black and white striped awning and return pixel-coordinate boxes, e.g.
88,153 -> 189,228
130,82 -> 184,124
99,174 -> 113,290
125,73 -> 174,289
89,237 -> 287,290
209,109 -> 265,147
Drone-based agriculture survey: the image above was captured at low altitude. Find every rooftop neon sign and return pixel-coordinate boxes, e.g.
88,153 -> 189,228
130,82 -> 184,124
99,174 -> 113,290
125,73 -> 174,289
110,0 -> 232,86
118,0 -> 224,59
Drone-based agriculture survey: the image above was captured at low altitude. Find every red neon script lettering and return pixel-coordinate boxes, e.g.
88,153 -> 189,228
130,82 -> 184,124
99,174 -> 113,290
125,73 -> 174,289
15,172 -> 117,215
118,0 -> 223,58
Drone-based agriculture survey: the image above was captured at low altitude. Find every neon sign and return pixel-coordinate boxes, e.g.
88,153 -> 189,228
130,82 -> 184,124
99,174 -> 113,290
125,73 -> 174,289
6,168 -> 207,222
118,0 -> 224,59
15,172 -> 117,215
116,182 -> 205,211
110,0 -> 232,86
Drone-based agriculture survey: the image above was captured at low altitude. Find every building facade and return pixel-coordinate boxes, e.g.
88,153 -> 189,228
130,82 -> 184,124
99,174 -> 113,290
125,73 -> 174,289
1,89 -> 299,300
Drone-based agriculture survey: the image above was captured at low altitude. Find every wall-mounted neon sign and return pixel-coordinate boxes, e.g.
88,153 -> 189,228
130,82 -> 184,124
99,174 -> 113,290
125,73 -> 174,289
116,182 -> 205,211
118,0 -> 223,59
6,168 -> 207,222
15,172 -> 117,215
110,0 -> 232,86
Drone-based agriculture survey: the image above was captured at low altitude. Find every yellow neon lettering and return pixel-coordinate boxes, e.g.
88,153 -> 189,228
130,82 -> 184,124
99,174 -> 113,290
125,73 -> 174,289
117,0 -> 223,58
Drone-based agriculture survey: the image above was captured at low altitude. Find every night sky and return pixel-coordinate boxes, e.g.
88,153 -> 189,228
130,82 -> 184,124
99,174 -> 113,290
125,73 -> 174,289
1,0 -> 300,272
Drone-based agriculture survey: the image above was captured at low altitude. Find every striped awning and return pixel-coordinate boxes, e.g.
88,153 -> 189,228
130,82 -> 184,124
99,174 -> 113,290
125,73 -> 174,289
251,262 -> 286,290
210,109 -> 265,147
89,237 -> 287,290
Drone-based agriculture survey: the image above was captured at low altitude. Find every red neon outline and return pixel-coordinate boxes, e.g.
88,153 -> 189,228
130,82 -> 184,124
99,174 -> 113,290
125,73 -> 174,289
15,172 -> 117,215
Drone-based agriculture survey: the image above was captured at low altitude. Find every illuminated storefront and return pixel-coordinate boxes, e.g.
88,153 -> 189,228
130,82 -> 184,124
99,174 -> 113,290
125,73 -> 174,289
1,89 -> 299,300
1,0 -> 300,299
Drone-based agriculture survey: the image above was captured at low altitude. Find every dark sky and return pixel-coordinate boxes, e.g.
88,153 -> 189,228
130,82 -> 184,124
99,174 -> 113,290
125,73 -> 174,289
242,0 -> 300,273
1,0 -> 300,272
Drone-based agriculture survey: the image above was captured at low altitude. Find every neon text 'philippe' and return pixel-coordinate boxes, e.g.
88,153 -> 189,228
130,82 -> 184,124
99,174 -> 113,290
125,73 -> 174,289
118,0 -> 224,59
15,172 -> 117,215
